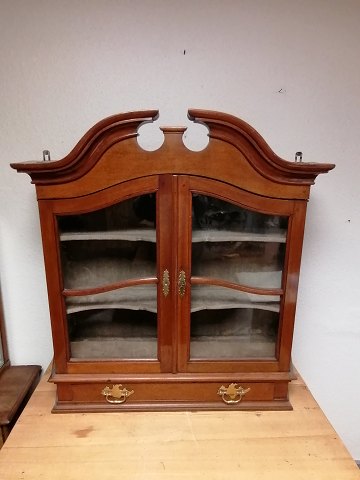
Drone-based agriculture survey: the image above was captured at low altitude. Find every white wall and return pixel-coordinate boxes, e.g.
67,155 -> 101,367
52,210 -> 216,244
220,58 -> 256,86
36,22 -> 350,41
0,0 -> 359,459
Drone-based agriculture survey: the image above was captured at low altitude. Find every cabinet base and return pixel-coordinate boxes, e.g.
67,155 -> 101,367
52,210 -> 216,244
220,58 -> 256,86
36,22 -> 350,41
52,399 -> 292,413
49,372 -> 293,413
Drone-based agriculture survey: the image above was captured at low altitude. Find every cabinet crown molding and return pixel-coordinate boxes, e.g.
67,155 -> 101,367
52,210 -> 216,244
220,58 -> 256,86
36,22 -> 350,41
11,109 -> 334,189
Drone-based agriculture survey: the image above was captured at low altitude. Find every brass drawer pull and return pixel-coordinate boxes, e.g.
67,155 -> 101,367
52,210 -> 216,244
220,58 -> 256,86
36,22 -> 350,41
162,269 -> 170,297
101,384 -> 134,404
178,270 -> 186,297
217,383 -> 250,404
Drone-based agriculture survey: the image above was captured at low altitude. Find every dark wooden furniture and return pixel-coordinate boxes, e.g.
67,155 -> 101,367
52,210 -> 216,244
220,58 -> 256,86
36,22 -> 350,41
11,110 -> 334,412
0,289 -> 41,444
0,288 -> 10,382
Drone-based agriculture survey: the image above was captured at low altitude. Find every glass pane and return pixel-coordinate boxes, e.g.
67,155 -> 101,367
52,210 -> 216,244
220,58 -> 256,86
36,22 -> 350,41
193,194 -> 287,236
66,284 -> 157,313
190,286 -> 279,359
192,242 -> 284,288
58,194 -> 158,360
58,194 -> 156,236
66,285 -> 157,359
192,195 -> 287,289
59,195 -> 157,289
191,285 -> 280,313
61,240 -> 156,290
191,194 -> 285,360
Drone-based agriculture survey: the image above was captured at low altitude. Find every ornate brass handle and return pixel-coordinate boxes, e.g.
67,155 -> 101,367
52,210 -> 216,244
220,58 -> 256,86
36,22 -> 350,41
162,269 -> 170,297
178,270 -> 186,297
217,383 -> 250,405
101,384 -> 134,404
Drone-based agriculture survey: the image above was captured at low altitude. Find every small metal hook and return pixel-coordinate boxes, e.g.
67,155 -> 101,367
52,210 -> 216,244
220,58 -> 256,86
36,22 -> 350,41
43,150 -> 51,161
295,151 -> 303,162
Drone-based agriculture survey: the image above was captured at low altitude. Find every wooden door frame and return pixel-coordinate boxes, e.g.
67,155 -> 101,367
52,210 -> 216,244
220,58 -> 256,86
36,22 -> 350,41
176,175 -> 304,374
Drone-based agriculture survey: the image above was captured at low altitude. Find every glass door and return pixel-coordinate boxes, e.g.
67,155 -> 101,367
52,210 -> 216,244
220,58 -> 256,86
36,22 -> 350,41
177,176 -> 292,372
38,175 -> 174,374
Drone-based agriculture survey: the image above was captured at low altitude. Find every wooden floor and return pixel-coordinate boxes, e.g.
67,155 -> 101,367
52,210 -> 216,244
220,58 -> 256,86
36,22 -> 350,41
0,370 -> 359,479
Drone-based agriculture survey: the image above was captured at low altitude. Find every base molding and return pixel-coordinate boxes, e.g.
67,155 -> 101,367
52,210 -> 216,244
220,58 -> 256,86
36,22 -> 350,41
52,399 -> 293,413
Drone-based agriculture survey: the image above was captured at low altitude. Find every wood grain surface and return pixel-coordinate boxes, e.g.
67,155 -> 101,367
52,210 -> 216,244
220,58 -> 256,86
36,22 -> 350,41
0,369 -> 358,480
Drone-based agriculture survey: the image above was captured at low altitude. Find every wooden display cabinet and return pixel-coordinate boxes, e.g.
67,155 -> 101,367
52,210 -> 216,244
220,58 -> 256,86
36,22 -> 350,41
11,110 -> 334,412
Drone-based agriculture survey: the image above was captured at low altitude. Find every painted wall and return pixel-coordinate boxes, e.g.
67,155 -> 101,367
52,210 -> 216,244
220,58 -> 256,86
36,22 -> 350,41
0,0 -> 359,458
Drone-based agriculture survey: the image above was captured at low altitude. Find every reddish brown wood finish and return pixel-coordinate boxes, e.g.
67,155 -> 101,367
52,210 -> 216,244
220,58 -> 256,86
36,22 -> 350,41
11,110 -> 334,412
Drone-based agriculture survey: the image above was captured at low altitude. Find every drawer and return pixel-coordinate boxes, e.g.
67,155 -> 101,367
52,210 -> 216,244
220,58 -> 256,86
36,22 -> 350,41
53,380 -> 290,412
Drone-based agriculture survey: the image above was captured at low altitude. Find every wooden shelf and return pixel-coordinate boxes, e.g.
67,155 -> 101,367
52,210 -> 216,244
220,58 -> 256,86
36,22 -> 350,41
192,229 -> 287,243
66,284 -> 157,314
63,256 -> 281,296
60,229 -> 285,244
192,285 -> 279,312
66,284 -> 279,314
60,228 -> 156,242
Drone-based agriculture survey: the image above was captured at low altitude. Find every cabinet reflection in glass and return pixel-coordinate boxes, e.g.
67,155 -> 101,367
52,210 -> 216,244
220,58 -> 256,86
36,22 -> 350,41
193,195 -> 287,234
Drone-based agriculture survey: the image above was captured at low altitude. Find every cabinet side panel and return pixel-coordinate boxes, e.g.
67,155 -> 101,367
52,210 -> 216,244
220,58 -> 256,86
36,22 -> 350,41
38,200 -> 69,372
278,201 -> 308,370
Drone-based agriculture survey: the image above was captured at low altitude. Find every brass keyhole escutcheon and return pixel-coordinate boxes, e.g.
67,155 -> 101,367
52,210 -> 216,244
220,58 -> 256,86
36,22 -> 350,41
101,384 -> 134,404
217,383 -> 250,405
178,270 -> 186,297
162,269 -> 170,297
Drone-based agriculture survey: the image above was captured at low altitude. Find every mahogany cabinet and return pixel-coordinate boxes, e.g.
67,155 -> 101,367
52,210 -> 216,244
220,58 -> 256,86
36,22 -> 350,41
11,110 -> 334,412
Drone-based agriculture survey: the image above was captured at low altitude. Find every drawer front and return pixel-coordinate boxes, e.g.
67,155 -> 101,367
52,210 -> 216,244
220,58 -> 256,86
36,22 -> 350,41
53,380 -> 291,411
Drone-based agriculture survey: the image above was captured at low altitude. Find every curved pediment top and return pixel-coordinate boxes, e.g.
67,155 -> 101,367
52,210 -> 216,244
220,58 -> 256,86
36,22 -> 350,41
11,108 -> 335,187
188,109 -> 335,183
10,110 -> 159,183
